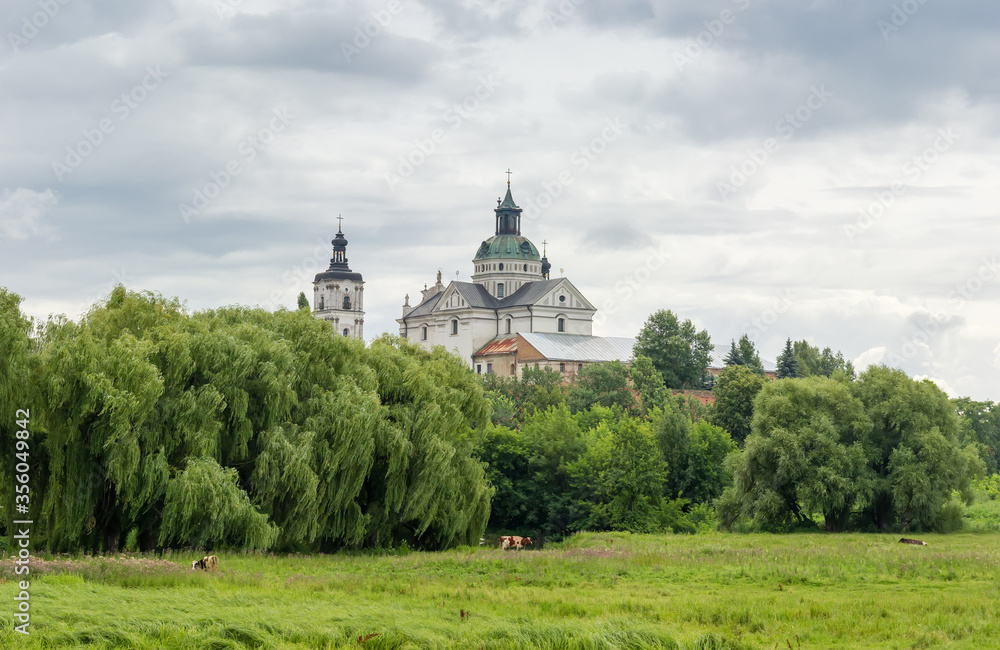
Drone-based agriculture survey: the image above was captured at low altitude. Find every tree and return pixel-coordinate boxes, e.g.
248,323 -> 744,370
723,340 -> 743,366
653,404 -> 735,504
473,426 -> 531,531
569,418 -> 666,533
633,310 -> 713,389
953,398 -> 1000,475
719,368 -> 986,534
710,365 -> 767,446
28,286 -> 495,552
481,366 -> 565,427
296,292 -> 309,311
775,338 -> 801,379
718,377 -> 871,532
0,288 -> 35,539
793,340 -> 855,379
736,335 -> 764,375
630,354 -> 670,415
567,361 -> 638,416
724,335 -> 763,375
852,367 -> 983,532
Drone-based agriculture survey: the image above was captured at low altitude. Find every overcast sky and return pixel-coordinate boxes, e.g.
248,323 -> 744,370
2,0 -> 999,400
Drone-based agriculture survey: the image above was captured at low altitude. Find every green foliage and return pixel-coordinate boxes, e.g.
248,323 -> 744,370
481,366 -> 565,427
792,340 -> 855,379
296,292 -> 309,311
775,338 -> 801,379
566,360 -> 639,416
972,474 -> 1000,500
710,365 -> 767,446
721,376 -> 871,532
0,288 -> 34,538
13,286 -> 493,552
723,335 -> 763,375
954,397 -> 999,474
569,418 -> 666,533
630,354 -> 670,414
722,367 -> 986,534
633,309 -> 713,389
853,366 -> 984,532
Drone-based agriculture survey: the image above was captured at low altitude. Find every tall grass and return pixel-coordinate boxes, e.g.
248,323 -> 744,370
2,532 -> 999,648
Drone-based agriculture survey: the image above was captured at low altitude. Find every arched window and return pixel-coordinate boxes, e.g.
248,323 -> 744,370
319,296 -> 324,310
505,318 -> 511,334
523,264 -> 527,271
342,328 -> 349,337
343,296 -> 351,310
497,283 -> 505,298
499,263 -> 504,271
451,319 -> 459,335
559,363 -> 565,373
421,326 -> 428,340
558,318 -> 565,332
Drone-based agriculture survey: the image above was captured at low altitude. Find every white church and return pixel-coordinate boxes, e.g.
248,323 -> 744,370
394,181 -> 634,380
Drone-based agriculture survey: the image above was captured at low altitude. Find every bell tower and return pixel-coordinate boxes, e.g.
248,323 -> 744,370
313,216 -> 365,338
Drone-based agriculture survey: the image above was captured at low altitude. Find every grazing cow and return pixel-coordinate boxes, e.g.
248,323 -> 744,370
499,536 -> 533,550
192,555 -> 219,570
899,538 -> 927,546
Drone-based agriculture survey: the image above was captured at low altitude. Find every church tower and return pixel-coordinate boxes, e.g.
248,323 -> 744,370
471,176 -> 545,298
313,220 -> 365,338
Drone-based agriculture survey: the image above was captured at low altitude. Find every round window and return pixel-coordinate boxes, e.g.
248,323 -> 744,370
559,295 -> 566,302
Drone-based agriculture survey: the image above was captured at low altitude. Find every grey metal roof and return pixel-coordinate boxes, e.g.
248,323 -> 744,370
519,332 -> 636,363
404,292 -> 443,319
708,349 -> 777,372
499,279 -> 564,308
452,282 -> 500,309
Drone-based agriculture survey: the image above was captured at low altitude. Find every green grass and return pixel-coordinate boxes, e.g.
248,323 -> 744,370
2,532 -> 1000,648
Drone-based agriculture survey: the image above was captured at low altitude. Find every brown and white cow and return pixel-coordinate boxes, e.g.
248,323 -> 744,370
899,538 -> 927,546
192,555 -> 219,570
499,536 -> 533,550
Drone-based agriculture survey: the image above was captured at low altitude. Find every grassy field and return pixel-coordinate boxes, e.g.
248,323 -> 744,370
1,530 -> 999,649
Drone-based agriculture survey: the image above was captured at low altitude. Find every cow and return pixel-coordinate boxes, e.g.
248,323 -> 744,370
192,555 -> 219,570
899,538 -> 927,546
499,536 -> 533,550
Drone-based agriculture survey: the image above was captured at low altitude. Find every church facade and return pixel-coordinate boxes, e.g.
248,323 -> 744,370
398,183 -> 599,375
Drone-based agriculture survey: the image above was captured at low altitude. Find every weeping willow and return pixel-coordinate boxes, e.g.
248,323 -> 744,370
2,286 -> 493,552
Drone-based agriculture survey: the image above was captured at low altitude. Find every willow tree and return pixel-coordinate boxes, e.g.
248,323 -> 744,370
0,288 -> 35,538
852,366 -> 983,532
29,286 -> 494,552
718,376 -> 871,532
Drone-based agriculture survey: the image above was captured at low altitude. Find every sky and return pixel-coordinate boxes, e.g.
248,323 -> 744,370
2,0 -> 999,400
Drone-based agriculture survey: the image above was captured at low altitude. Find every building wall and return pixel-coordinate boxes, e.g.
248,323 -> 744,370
314,281 -> 364,339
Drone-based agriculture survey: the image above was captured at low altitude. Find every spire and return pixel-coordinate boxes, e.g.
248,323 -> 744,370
541,239 -> 551,279
328,217 -> 351,271
494,174 -> 522,235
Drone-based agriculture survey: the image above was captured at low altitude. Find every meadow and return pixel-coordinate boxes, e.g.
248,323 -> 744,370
2,527 -> 1000,649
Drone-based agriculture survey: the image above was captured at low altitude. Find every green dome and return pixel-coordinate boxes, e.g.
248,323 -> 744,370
474,235 -> 541,261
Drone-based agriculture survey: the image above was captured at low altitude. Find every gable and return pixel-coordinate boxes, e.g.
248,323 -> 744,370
528,279 -> 595,311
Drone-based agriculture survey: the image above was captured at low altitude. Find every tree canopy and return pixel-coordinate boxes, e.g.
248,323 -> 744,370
633,310 -> 713,389
3,286 -> 494,552
719,367 -> 984,533
710,365 -> 767,447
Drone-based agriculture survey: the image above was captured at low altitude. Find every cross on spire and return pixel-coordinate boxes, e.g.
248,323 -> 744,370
542,240 -> 548,256
337,214 -> 344,231
506,168 -> 513,186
